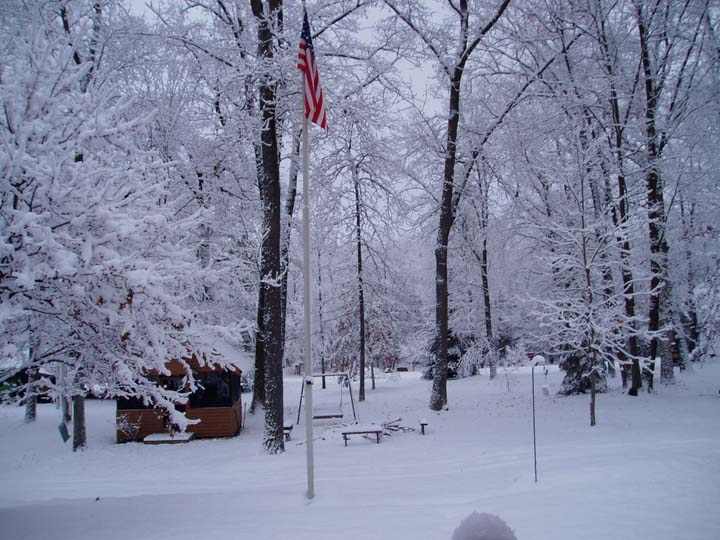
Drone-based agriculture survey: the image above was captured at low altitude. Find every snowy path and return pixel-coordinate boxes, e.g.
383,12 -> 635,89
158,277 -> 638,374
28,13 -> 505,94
1,365 -> 719,539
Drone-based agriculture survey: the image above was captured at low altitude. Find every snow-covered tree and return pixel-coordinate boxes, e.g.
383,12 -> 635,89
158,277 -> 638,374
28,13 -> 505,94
0,1 -> 209,448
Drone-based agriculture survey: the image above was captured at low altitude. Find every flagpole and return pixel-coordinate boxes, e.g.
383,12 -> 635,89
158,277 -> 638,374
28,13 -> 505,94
302,114 -> 315,500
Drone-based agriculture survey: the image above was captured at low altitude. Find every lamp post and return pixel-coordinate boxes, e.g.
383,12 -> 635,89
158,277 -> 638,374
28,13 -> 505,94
531,355 -> 546,483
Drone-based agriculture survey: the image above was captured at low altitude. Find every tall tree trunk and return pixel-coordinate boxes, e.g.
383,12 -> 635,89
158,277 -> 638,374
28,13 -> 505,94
280,130 -> 301,347
477,171 -> 496,380
352,159 -> 367,402
24,330 -> 41,423
609,165 -> 642,392
196,180 -> 213,301
596,3 -> 642,394
581,163 -> 598,427
614,156 -> 642,393
72,394 -> 86,451
251,284 -> 266,411
679,195 -> 699,355
635,1 -> 673,389
317,248 -> 327,389
430,72 -> 463,411
385,0 -> 511,411
219,1 -> 270,414
252,0 -> 284,454
251,96 -> 268,413
481,233 -> 496,380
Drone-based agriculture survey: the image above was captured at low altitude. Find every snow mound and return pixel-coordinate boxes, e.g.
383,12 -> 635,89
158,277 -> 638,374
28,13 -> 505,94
451,512 -> 517,540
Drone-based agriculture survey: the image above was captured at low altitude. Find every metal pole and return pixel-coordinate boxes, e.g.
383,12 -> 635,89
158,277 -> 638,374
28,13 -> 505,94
296,377 -> 304,425
532,364 -> 537,483
531,355 -> 545,483
347,373 -> 358,423
302,115 -> 315,499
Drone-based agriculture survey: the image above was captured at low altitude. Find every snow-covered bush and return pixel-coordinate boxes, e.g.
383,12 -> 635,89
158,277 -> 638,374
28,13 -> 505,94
422,327 -> 466,380
451,512 -> 517,540
558,352 -> 608,395
458,338 -> 494,378
502,343 -> 528,367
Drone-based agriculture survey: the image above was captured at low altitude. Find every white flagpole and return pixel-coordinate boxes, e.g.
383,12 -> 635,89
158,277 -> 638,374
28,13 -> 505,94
302,114 -> 315,499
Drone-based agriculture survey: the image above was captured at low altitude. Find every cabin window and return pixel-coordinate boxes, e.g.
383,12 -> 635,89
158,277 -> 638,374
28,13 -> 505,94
230,374 -> 241,404
117,375 -> 187,411
117,375 -> 159,410
190,372 -> 238,408
117,396 -> 153,410
159,376 -> 185,392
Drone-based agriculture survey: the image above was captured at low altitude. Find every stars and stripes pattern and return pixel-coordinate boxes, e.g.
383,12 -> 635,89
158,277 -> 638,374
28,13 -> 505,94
298,9 -> 328,130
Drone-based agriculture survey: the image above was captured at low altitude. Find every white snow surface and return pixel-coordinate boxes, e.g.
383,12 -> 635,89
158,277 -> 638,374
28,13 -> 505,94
1,364 -> 719,540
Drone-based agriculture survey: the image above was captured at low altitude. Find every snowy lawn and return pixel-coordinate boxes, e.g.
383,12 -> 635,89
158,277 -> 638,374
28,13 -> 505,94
1,364 -> 719,540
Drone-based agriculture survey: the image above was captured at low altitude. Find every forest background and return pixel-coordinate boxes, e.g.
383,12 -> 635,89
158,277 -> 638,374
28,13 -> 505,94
1,0 -> 719,453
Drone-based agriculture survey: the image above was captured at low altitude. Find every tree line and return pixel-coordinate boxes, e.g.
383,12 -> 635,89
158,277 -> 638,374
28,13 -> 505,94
1,0 -> 718,451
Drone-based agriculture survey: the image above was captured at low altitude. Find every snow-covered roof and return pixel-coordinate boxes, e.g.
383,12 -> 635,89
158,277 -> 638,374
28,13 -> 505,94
205,340 -> 253,374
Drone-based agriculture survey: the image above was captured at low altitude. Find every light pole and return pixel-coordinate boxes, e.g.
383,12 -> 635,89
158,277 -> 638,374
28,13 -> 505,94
531,355 -> 546,483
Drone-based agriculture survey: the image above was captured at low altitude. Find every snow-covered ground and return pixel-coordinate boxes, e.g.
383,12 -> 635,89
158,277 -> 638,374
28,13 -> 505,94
1,363 -> 719,540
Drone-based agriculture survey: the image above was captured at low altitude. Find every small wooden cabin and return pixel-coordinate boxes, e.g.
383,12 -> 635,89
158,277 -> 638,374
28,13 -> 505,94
116,354 -> 245,443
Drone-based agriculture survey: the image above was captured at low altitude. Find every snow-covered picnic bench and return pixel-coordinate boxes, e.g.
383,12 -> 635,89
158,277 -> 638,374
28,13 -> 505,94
283,421 -> 293,441
143,432 -> 195,445
341,425 -> 383,446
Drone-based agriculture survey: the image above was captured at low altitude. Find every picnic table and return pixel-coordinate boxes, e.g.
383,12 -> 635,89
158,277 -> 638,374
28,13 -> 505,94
340,425 -> 383,446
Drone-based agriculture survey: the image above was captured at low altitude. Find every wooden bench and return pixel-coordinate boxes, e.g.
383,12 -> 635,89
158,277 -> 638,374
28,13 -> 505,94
341,426 -> 383,446
283,422 -> 293,441
418,418 -> 428,435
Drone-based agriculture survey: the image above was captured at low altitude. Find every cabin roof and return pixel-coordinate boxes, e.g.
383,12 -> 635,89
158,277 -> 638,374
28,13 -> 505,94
163,340 -> 252,377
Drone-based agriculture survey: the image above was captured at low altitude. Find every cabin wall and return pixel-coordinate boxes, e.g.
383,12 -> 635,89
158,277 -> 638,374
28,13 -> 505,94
186,400 -> 243,438
116,397 -> 243,443
116,409 -> 166,443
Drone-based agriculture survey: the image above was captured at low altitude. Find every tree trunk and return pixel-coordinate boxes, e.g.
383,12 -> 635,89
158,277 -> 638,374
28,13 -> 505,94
280,130 -> 301,347
431,238 -> 450,411
581,165 -> 597,428
251,83 -> 268,414
659,284 -> 678,382
24,330 -> 41,423
24,368 -> 38,424
57,364 -> 72,423
317,248 -> 327,389
679,195 -> 699,355
478,173 -> 496,380
353,161 -> 367,402
72,394 -> 86,451
252,0 -> 284,454
384,0 -> 510,411
251,284 -> 266,411
635,1 -> 673,389
430,71 -> 463,411
590,365 -> 596,427
62,396 -> 71,424
597,5 -> 642,394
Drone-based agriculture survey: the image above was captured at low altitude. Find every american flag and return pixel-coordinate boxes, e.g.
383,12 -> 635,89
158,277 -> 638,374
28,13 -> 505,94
298,9 -> 328,130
